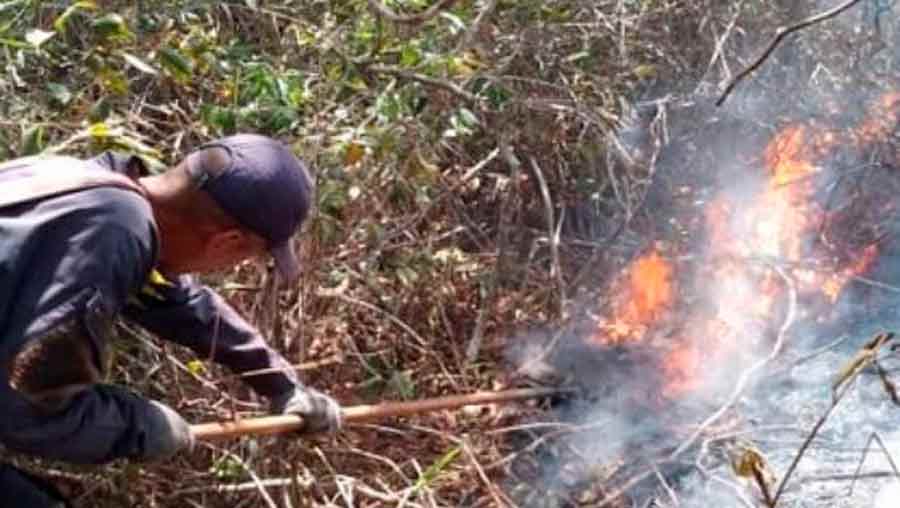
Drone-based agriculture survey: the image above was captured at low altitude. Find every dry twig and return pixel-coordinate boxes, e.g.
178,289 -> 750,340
771,332 -> 896,506
367,0 -> 458,24
716,0 -> 866,106
366,64 -> 480,104
849,432 -> 900,496
528,156 -> 567,319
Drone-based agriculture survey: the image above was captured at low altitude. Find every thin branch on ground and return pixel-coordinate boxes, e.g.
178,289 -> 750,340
849,432 -> 900,496
528,156 -> 566,319
670,264 -> 797,460
466,140 -> 518,363
366,64 -> 480,104
455,0 -> 497,53
367,0 -> 458,24
203,445 -> 279,508
771,333 -> 896,506
173,476 -> 314,496
695,0 -> 747,95
463,438 -> 512,507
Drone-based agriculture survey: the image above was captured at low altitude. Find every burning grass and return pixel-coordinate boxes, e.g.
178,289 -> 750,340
506,89 -> 900,507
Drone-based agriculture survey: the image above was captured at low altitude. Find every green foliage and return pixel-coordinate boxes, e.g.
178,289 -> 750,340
412,445 -> 462,492
209,455 -> 244,481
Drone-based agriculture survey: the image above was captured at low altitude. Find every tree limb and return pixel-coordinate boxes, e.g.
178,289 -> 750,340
367,63 -> 480,104
716,0 -> 865,107
367,0 -> 458,24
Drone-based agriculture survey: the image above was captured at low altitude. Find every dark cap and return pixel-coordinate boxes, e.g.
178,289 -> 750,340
185,134 -> 312,280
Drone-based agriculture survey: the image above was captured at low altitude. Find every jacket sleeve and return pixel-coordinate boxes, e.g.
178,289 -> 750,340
0,384 -> 181,464
122,272 -> 299,399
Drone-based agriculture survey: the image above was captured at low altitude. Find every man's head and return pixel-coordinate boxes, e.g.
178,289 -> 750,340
139,134 -> 313,280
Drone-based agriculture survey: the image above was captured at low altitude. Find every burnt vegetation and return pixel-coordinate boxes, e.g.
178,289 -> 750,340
4,0 -> 900,507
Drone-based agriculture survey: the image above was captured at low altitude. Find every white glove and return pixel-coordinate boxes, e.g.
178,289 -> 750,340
271,386 -> 342,434
141,401 -> 195,462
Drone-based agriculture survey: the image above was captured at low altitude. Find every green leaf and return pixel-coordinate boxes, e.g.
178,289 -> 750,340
200,105 -> 237,134
25,29 -> 55,48
87,121 -> 114,140
54,1 -> 97,33
47,82 -> 72,106
88,97 -> 111,122
413,446 -> 462,492
564,50 -> 590,63
92,13 -> 131,39
158,47 -> 194,81
399,43 -> 422,67
21,125 -> 46,156
439,12 -> 466,34
120,51 -> 158,75
186,359 -> 206,375
458,107 -> 479,127
0,37 -> 28,49
210,456 -> 243,480
112,132 -> 159,156
98,67 -> 129,95
388,371 -> 416,400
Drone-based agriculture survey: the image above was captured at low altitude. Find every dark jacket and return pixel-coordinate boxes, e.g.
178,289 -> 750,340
0,153 -> 298,463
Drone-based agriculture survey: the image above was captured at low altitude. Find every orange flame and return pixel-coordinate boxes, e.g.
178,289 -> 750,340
763,124 -> 819,187
855,92 -> 900,146
822,244 -> 879,302
591,94 -> 891,402
661,343 -> 702,398
600,249 -> 674,344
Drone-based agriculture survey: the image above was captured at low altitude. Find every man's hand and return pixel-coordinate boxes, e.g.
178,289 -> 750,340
141,400 -> 195,462
271,386 -> 342,434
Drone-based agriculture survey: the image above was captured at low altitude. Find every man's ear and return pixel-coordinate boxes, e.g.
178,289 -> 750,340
205,229 -> 246,258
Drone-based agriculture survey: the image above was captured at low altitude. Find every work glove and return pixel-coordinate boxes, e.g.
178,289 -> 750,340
271,386 -> 342,434
140,400 -> 195,462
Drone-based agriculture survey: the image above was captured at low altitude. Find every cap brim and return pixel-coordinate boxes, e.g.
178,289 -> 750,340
271,241 -> 301,282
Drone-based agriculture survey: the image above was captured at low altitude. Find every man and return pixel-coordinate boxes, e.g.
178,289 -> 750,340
0,134 -> 341,506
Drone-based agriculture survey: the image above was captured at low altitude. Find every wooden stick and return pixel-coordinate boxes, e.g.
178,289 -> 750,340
191,387 -> 567,440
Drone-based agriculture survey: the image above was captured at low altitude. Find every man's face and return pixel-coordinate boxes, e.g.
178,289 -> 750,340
159,226 -> 269,275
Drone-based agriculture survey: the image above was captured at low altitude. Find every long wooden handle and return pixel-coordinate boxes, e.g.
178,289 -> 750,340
191,387 -> 565,440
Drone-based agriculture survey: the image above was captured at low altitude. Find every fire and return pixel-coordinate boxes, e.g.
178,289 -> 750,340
763,124 -> 820,187
855,92 -> 900,145
601,249 -> 674,344
661,343 -> 702,398
591,93 -> 894,402
822,244 -> 879,302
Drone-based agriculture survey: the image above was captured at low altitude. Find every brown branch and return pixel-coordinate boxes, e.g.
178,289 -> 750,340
455,0 -> 497,52
716,0 -> 866,106
367,0 -> 458,24
366,63 -> 480,104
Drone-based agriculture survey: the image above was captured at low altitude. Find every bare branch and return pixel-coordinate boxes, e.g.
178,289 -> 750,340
528,156 -> 566,319
850,433 -> 900,496
455,0 -> 498,52
366,64 -> 480,104
367,0 -> 458,24
772,333 -> 897,506
716,0 -> 865,106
